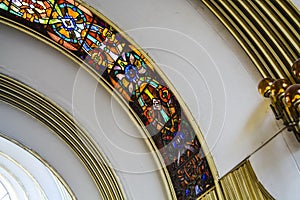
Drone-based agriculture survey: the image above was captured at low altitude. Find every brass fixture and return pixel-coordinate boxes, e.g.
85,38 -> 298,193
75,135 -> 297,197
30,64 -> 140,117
258,59 -> 300,142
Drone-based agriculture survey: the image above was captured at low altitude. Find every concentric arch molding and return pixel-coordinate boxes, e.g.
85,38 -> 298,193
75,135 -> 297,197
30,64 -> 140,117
0,132 -> 76,200
0,0 -> 222,199
0,73 -> 126,199
201,0 -> 300,82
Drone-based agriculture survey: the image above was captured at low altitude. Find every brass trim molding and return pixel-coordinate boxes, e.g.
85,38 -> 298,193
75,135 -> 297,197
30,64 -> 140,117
198,187 -> 218,200
220,160 -> 274,200
202,0 -> 300,82
200,1 -> 298,199
0,132 -> 76,200
0,73 -> 126,200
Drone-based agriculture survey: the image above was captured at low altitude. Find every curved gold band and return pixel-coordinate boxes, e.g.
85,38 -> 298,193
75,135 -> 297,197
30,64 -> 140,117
0,73 -> 126,200
202,0 -> 300,82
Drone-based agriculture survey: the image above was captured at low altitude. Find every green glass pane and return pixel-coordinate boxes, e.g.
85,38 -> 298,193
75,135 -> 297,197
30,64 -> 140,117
0,3 -> 8,11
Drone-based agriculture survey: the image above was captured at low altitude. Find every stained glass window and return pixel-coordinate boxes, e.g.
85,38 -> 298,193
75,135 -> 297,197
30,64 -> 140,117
0,0 -> 215,198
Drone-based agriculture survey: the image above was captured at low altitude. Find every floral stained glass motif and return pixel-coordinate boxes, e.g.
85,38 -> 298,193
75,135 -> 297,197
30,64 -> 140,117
0,0 -> 215,199
46,0 -> 93,51
110,50 -> 155,101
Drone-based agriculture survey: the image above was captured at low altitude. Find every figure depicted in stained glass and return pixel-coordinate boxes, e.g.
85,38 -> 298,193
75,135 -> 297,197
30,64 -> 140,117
134,81 -> 181,144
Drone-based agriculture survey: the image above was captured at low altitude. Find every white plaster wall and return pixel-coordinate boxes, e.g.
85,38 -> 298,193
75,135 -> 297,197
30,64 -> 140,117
250,129 -> 300,200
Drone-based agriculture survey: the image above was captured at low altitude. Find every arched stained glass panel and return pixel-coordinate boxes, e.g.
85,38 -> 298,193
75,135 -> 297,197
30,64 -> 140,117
0,0 -> 217,198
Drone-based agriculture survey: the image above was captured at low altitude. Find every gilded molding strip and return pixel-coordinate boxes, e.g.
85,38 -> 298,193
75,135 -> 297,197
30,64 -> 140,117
201,0 -> 300,83
198,187 -> 218,200
220,160 -> 274,200
199,2 -> 297,198
0,73 -> 126,200
0,133 -> 76,200
0,0 -> 221,199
